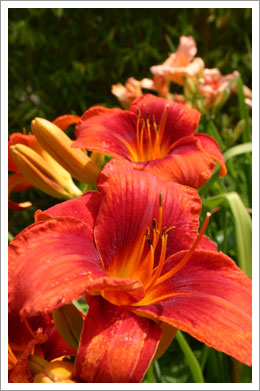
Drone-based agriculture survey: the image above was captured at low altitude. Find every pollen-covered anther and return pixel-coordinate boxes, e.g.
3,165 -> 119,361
133,104 -> 170,162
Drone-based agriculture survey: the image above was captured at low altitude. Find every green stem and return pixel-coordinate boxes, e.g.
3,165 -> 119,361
146,361 -> 156,383
200,345 -> 210,371
175,331 -> 204,383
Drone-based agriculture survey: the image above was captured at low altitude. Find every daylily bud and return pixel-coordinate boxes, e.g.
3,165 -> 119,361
44,361 -> 74,382
29,355 -> 49,376
183,76 -> 197,99
33,361 -> 75,383
90,151 -> 105,169
52,303 -> 84,350
212,87 -> 231,111
31,117 -> 100,184
10,144 -> 82,200
234,119 -> 246,139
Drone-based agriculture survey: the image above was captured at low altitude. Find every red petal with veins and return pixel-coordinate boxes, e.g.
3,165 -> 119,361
198,235 -> 218,251
134,249 -> 252,366
80,106 -> 121,122
53,114 -> 81,131
8,216 -> 144,316
132,136 -> 216,188
196,133 -> 227,176
8,173 -> 33,210
96,159 -> 201,274
74,110 -> 137,159
130,94 -> 200,145
75,296 -> 161,382
34,191 -> 101,232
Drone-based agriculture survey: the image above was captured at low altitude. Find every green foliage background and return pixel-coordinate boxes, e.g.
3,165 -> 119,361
8,8 -> 252,383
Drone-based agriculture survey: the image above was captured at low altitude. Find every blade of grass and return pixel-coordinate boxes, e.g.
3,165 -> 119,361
236,78 -> 250,142
146,361 -> 156,382
153,360 -> 163,383
203,192 -> 252,276
207,121 -> 224,150
175,331 -> 204,383
199,142 -> 252,197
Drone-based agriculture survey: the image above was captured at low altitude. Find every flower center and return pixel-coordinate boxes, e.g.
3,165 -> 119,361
103,194 -> 210,307
129,105 -> 170,162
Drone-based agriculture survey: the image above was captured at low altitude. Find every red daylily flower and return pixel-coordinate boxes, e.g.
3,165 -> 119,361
8,313 -> 76,382
9,160 -> 251,382
72,94 -> 227,188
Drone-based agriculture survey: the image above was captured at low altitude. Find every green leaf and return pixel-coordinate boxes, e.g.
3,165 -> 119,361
207,121 -> 224,150
8,232 -> 14,243
199,142 -> 252,197
203,192 -> 252,277
53,303 -> 84,350
236,78 -> 250,142
175,331 -> 204,383
223,142 -> 252,161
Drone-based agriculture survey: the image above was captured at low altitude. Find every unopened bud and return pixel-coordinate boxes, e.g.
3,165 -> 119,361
31,118 -> 100,184
234,119 -> 246,139
10,144 -> 82,200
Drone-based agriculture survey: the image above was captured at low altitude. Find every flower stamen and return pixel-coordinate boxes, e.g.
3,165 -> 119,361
154,212 -> 211,287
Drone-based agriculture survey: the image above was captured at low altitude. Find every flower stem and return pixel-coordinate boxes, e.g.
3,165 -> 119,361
175,331 -> 205,383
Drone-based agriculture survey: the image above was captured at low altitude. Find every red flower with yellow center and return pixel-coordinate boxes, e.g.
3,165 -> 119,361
8,160 -> 251,382
71,94 -> 227,188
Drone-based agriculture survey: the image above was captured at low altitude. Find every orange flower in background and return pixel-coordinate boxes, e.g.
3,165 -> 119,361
198,68 -> 252,109
73,94 -> 227,188
9,160 -> 252,382
112,77 -> 143,109
150,36 -> 204,93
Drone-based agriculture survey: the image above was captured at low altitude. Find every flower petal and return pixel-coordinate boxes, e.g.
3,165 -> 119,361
8,217 -> 144,316
74,109 -> 137,159
74,296 -> 161,382
196,133 -> 227,176
198,235 -> 218,251
95,159 -> 201,273
9,333 -> 48,383
8,173 -> 33,210
130,94 -> 200,146
53,114 -> 81,131
34,191 -> 102,232
132,136 -> 216,188
134,249 -> 252,366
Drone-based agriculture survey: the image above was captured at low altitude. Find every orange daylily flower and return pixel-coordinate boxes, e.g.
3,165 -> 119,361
150,36 -> 204,94
9,160 -> 251,382
198,68 -> 252,109
73,94 -> 227,188
112,77 -> 143,109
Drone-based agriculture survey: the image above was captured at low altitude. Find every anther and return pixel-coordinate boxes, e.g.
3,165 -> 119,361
159,193 -> 163,207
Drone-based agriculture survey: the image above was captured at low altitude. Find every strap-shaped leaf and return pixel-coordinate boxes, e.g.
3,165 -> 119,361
199,142 -> 252,197
203,192 -> 252,277
53,303 -> 84,350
